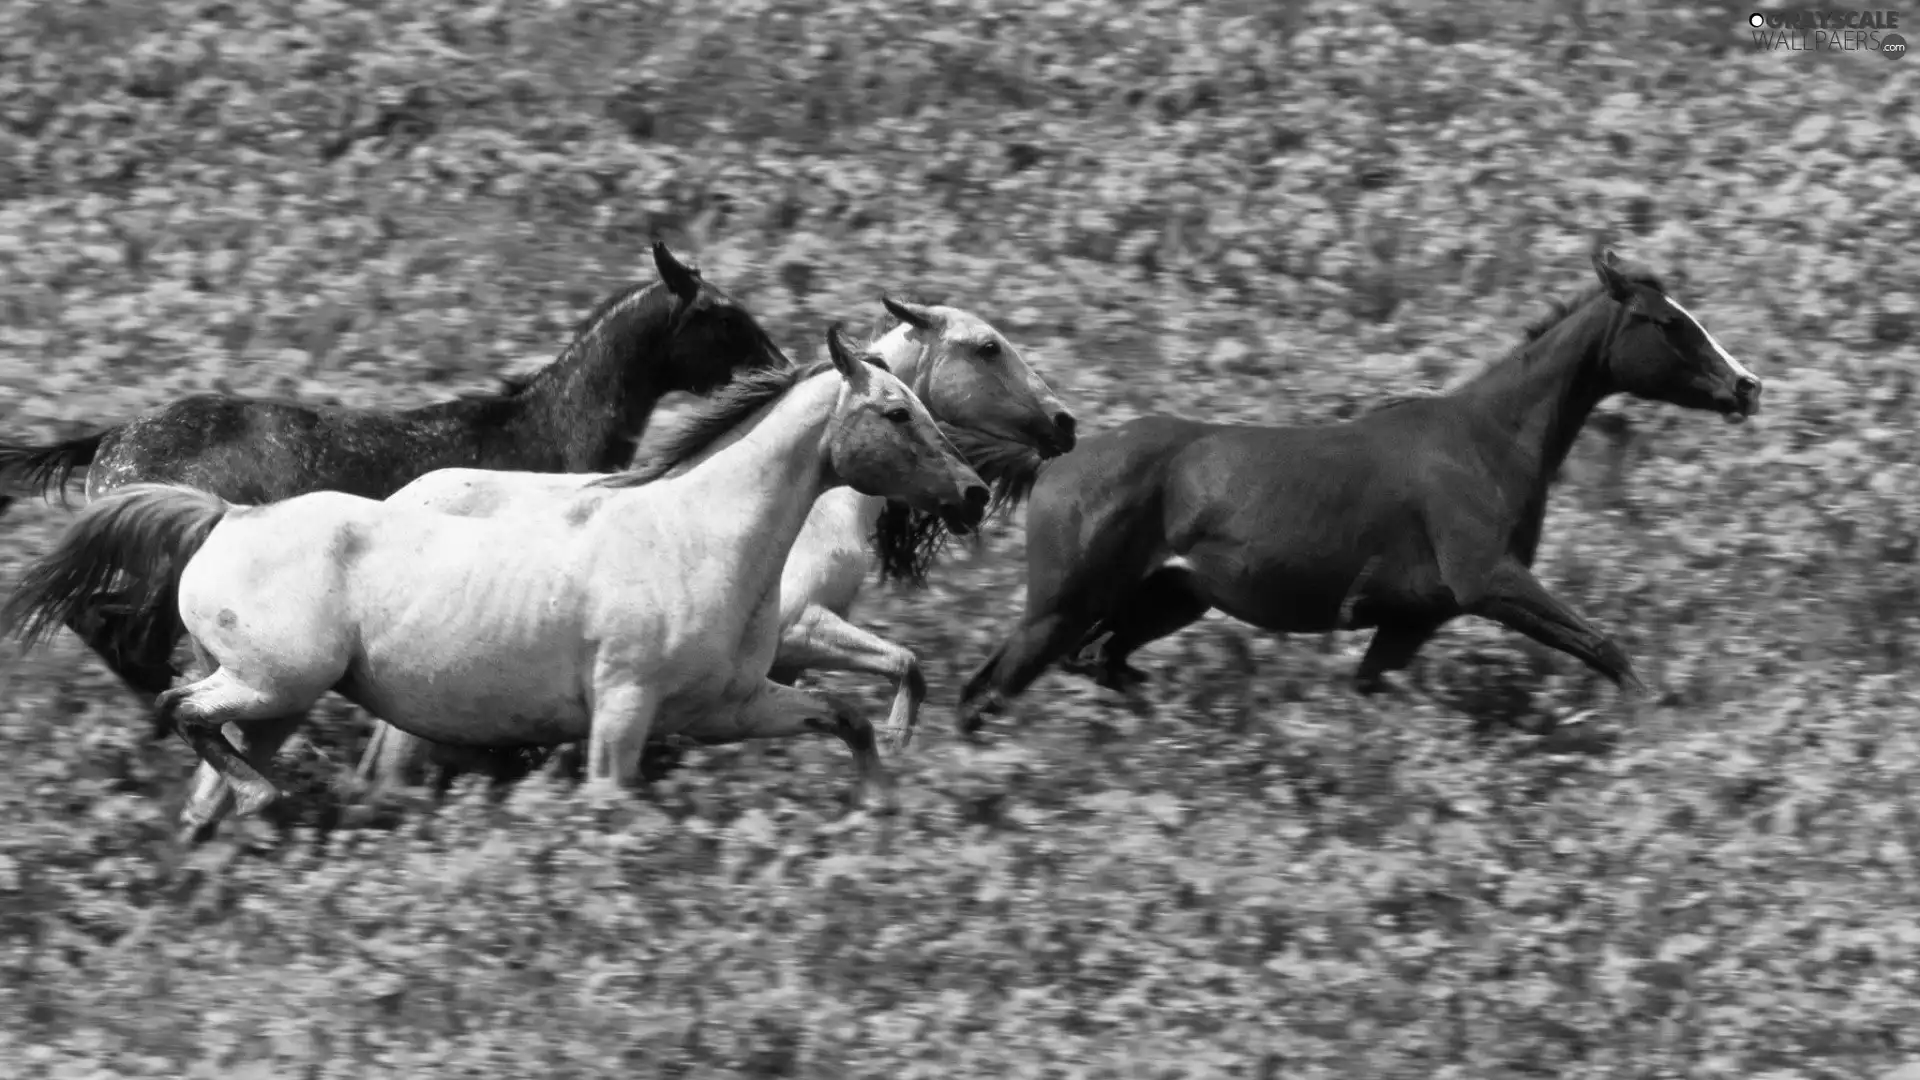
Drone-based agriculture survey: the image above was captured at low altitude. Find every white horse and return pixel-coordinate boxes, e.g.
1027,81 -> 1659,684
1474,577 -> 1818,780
3,326 -> 988,822
341,297 -> 1074,793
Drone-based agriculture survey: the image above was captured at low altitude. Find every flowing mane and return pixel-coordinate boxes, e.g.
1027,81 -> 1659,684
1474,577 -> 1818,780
604,352 -> 892,489
598,362 -> 816,489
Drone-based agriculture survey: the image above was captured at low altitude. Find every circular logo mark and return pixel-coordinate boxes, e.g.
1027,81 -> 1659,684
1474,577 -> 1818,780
1886,33 -> 1909,58
1748,11 -> 1766,26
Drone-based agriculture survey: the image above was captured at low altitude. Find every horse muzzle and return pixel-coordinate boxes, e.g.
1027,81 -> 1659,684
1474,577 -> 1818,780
1720,377 -> 1762,424
942,485 -> 990,534
1036,411 -> 1078,457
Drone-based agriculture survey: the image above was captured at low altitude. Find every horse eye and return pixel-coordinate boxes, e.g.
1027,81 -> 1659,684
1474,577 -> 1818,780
977,341 -> 1001,357
885,407 -> 912,424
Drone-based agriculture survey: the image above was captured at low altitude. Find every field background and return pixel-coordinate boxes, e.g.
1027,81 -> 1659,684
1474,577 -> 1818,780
2,0 -> 1918,1076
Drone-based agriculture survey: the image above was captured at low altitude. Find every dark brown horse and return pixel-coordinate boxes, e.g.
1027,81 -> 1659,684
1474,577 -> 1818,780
0,242 -> 792,711
958,249 -> 1764,733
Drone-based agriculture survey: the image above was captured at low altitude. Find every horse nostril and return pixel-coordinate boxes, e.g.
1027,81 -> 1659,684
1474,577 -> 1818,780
1052,411 -> 1077,451
1735,376 -> 1760,397
964,485 -> 990,515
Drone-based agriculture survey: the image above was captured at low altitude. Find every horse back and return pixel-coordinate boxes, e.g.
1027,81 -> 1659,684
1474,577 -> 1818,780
89,394 -> 506,505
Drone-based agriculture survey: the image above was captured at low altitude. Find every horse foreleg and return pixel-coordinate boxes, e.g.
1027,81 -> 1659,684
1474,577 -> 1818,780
584,684 -> 659,799
684,681 -> 898,814
773,606 -> 926,750
1354,617 -> 1450,696
1466,560 -> 1646,694
957,608 -> 1101,736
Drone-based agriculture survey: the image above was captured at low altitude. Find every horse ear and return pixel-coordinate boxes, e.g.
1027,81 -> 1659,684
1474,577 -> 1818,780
882,294 -> 939,331
1592,247 -> 1635,303
826,323 -> 871,388
653,241 -> 701,303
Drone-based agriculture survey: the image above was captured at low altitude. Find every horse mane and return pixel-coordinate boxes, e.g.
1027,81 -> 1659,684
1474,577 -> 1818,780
442,282 -> 670,407
577,279 -> 663,335
598,361 -> 817,489
1454,262 -> 1667,390
600,351 -> 892,489
497,371 -> 539,396
454,370 -> 542,402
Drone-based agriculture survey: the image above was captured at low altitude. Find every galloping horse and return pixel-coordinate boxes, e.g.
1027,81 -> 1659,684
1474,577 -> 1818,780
0,242 -> 790,721
3,325 -> 987,821
341,296 -> 1074,805
958,249 -> 1764,733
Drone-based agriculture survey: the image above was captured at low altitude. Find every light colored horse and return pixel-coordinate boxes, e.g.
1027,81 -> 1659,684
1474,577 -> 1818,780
3,327 -> 988,822
340,297 -> 1074,798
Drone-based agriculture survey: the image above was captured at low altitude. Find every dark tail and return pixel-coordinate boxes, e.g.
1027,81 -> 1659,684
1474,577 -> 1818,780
0,430 -> 109,513
1,483 -> 232,652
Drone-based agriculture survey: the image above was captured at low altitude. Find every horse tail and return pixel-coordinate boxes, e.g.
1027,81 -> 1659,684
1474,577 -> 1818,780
0,483 -> 232,652
0,430 -> 110,513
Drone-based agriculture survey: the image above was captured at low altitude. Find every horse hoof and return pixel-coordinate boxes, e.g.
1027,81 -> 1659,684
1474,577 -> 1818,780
231,783 -> 279,818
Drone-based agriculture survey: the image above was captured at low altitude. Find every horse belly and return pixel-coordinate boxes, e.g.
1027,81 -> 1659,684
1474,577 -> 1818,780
1187,540 -> 1449,633
346,635 -> 591,748
344,540 -> 594,748
1186,553 -> 1353,632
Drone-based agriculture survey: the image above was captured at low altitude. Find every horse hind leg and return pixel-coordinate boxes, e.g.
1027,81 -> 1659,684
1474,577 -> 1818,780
178,712 -> 309,844
1466,560 -> 1645,694
773,605 -> 926,750
156,668 -> 323,820
1062,565 -> 1212,696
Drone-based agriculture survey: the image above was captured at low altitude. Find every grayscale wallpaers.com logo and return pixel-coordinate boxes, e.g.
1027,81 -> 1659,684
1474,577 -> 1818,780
1750,8 -> 1907,55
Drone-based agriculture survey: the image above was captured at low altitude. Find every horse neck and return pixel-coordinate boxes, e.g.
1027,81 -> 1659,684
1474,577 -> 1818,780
680,373 -> 842,571
522,286 -> 673,470
1453,300 -> 1618,488
870,324 -> 936,391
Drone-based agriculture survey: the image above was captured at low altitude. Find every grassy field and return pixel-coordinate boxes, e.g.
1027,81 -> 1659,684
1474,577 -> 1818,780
2,0 -> 1917,1075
